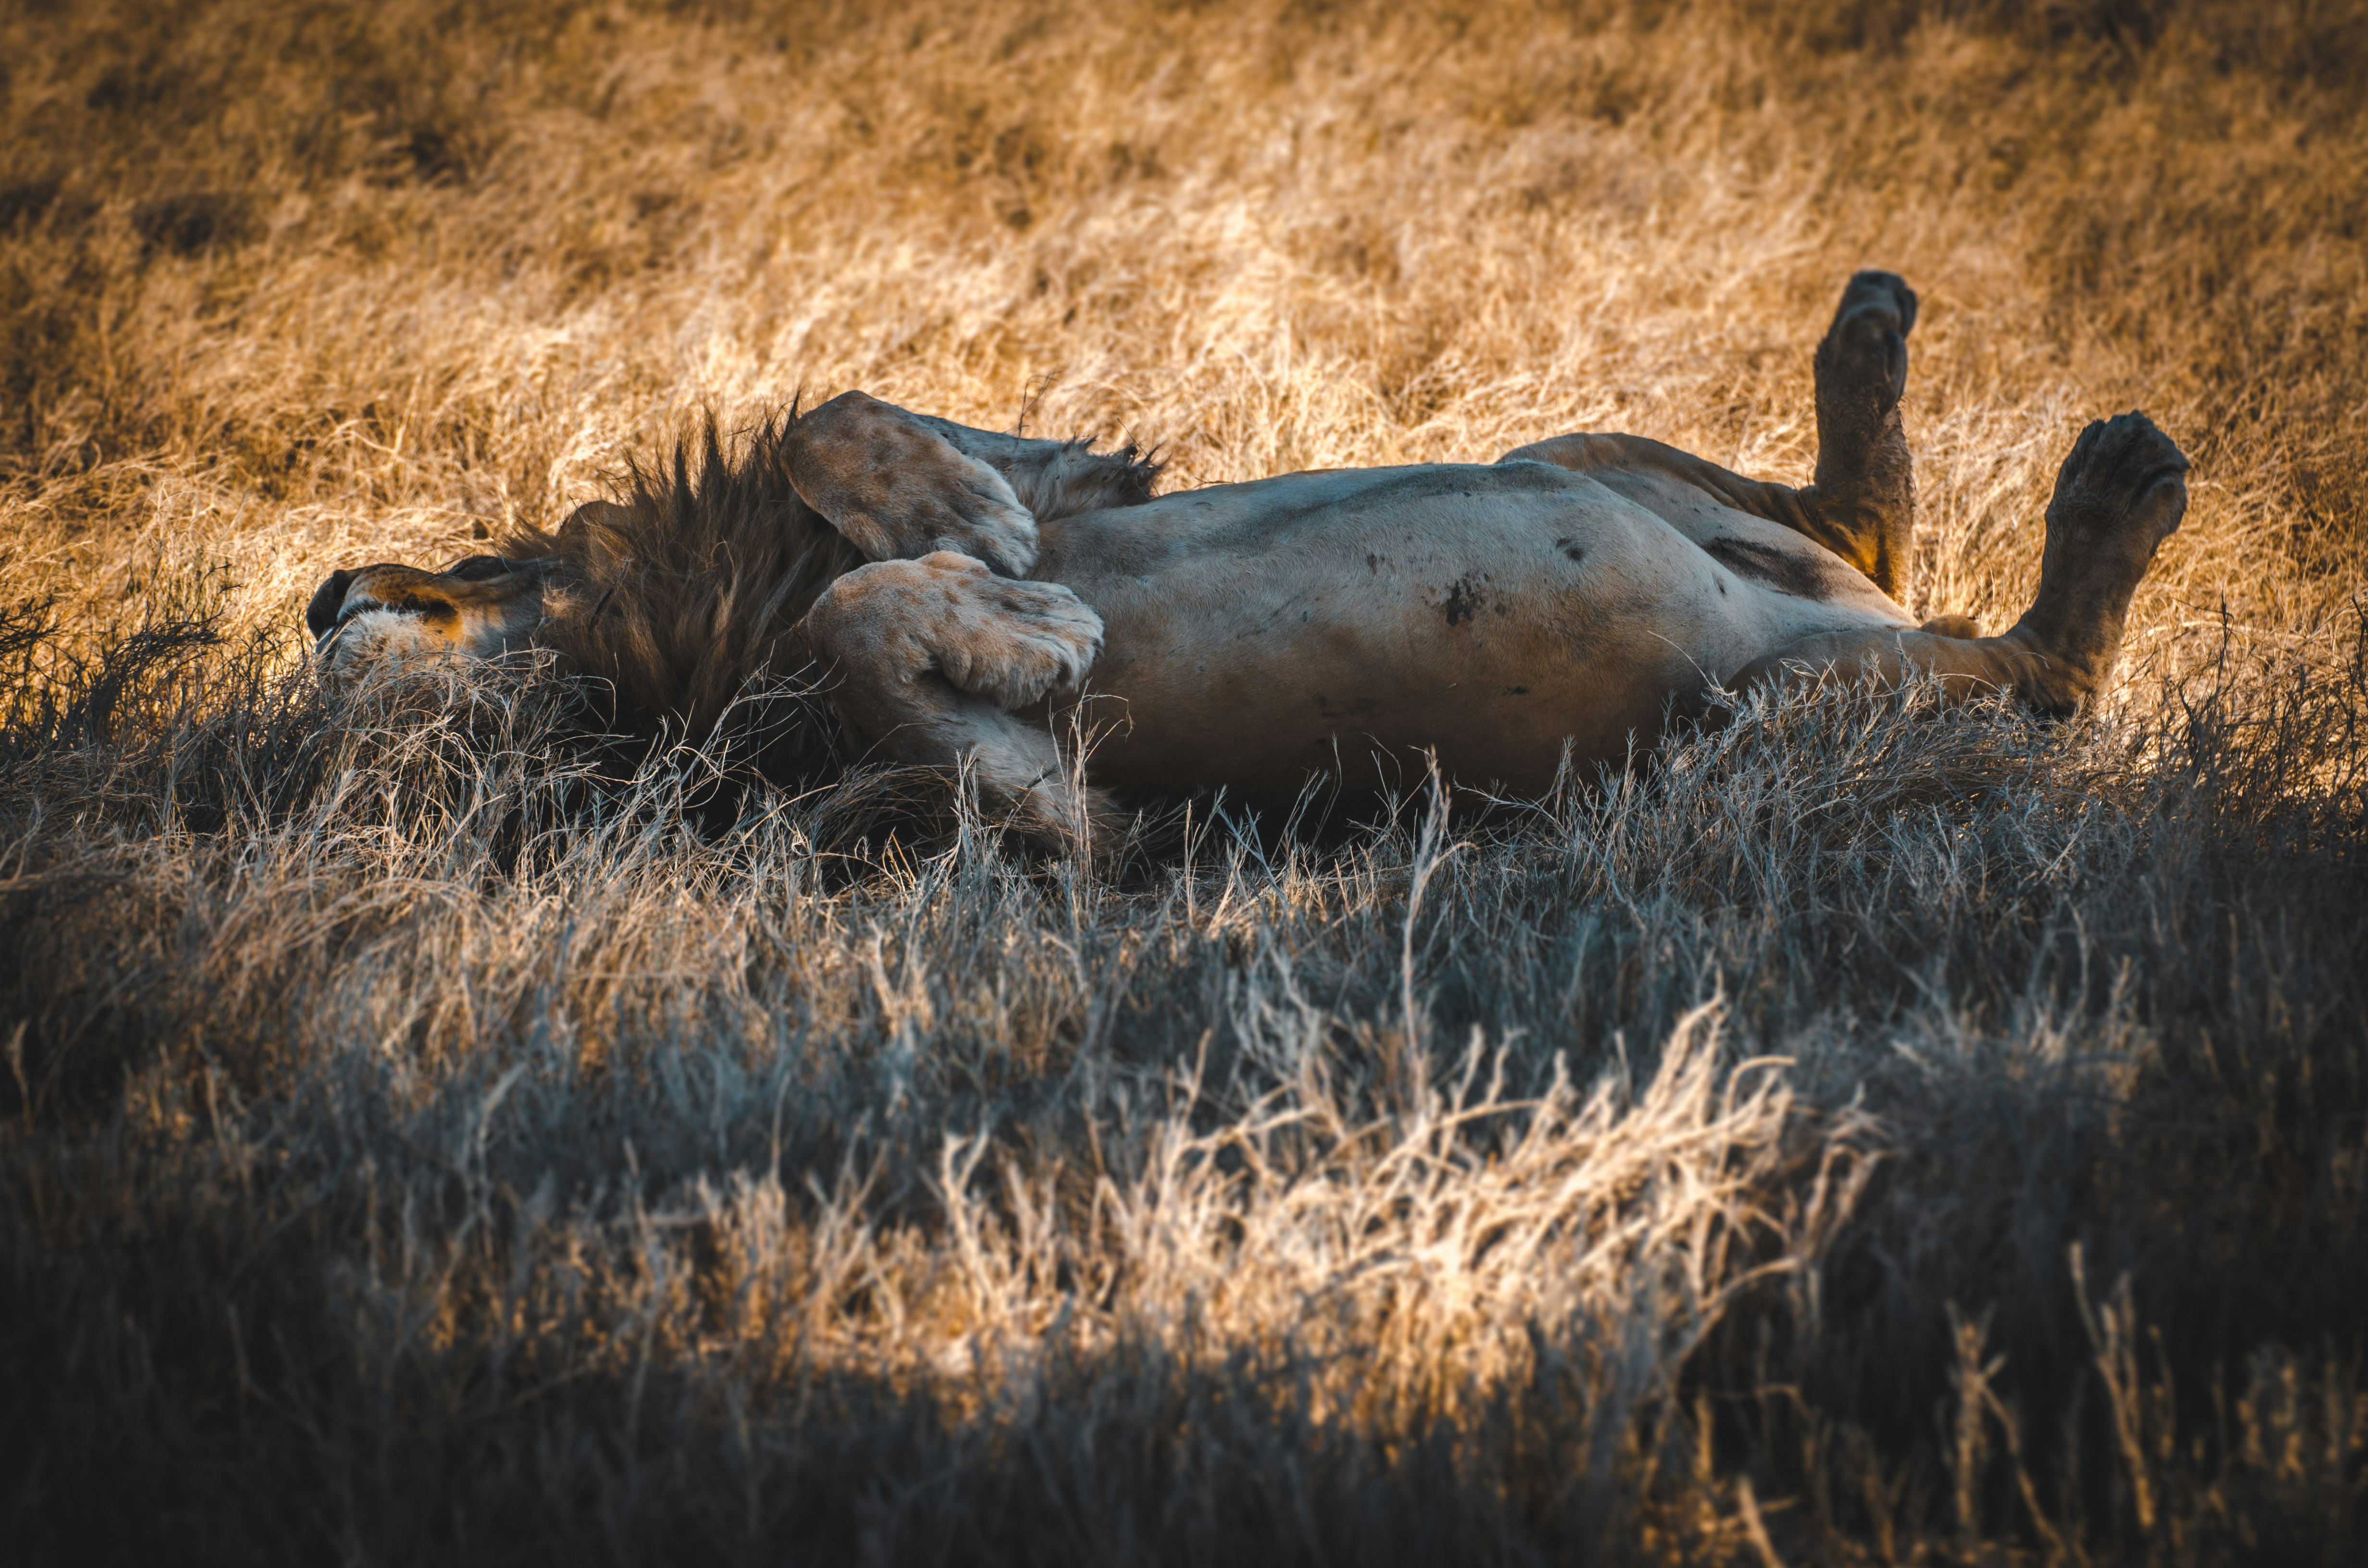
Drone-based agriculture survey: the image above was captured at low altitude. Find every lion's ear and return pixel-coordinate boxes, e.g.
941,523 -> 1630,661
557,500 -> 632,539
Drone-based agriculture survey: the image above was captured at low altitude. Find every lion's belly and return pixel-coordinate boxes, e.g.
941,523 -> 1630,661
1036,464 -> 1910,795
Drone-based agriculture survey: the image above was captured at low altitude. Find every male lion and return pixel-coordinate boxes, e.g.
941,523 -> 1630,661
307,272 -> 2190,844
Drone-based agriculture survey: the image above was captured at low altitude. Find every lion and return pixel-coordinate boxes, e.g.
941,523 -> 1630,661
306,272 -> 2191,845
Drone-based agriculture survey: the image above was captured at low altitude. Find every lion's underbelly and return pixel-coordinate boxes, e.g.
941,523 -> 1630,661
1035,464 -> 1909,795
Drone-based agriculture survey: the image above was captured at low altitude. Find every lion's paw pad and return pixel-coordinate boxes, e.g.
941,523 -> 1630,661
1834,270 -> 1919,339
2050,411 -> 2191,526
1818,270 -> 1919,410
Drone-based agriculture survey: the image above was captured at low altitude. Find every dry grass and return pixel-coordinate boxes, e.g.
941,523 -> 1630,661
2,0 -> 2365,1561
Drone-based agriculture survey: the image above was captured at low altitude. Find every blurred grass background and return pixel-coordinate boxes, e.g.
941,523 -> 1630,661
1,0 -> 2364,1561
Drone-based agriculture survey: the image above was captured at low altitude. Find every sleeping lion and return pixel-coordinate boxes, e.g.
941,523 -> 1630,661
307,272 -> 2191,845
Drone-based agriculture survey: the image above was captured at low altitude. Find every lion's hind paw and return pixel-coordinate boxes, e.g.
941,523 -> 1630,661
2047,411 -> 2191,541
1835,270 -> 1918,340
1817,270 -> 1918,411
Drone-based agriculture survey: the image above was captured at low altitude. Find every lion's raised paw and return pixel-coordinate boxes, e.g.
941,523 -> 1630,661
785,390 -> 1043,577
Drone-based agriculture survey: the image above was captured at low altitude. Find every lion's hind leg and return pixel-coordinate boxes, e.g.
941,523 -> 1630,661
800,552 -> 1116,849
1802,270 -> 1920,597
1732,412 -> 2189,718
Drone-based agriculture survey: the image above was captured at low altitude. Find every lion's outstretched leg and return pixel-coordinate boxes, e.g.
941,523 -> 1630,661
911,415 -> 1161,522
798,552 -> 1118,848
1731,412 -> 2189,716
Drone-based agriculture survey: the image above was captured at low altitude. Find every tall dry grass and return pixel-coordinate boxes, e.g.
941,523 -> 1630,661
2,0 -> 2365,1560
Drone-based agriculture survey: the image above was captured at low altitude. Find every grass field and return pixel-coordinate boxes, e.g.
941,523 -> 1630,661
3,0 -> 2365,1560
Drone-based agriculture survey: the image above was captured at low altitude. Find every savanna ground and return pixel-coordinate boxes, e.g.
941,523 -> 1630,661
2,0 -> 2365,1561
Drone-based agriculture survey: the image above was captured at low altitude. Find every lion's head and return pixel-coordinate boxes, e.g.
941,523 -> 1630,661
307,415 -> 866,753
307,552 -> 555,680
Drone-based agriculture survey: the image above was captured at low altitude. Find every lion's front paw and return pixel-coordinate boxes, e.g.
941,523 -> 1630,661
784,390 -> 1043,576
923,555 -> 1104,710
920,477 -> 1041,580
803,554 -> 1103,718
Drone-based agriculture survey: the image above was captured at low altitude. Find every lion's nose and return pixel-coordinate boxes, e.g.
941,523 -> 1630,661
306,570 -> 355,642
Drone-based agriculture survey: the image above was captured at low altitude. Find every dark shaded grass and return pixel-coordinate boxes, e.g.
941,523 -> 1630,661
0,592 -> 2361,1563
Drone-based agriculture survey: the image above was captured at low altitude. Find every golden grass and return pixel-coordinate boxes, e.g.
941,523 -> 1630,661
2,0 -> 2365,1560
